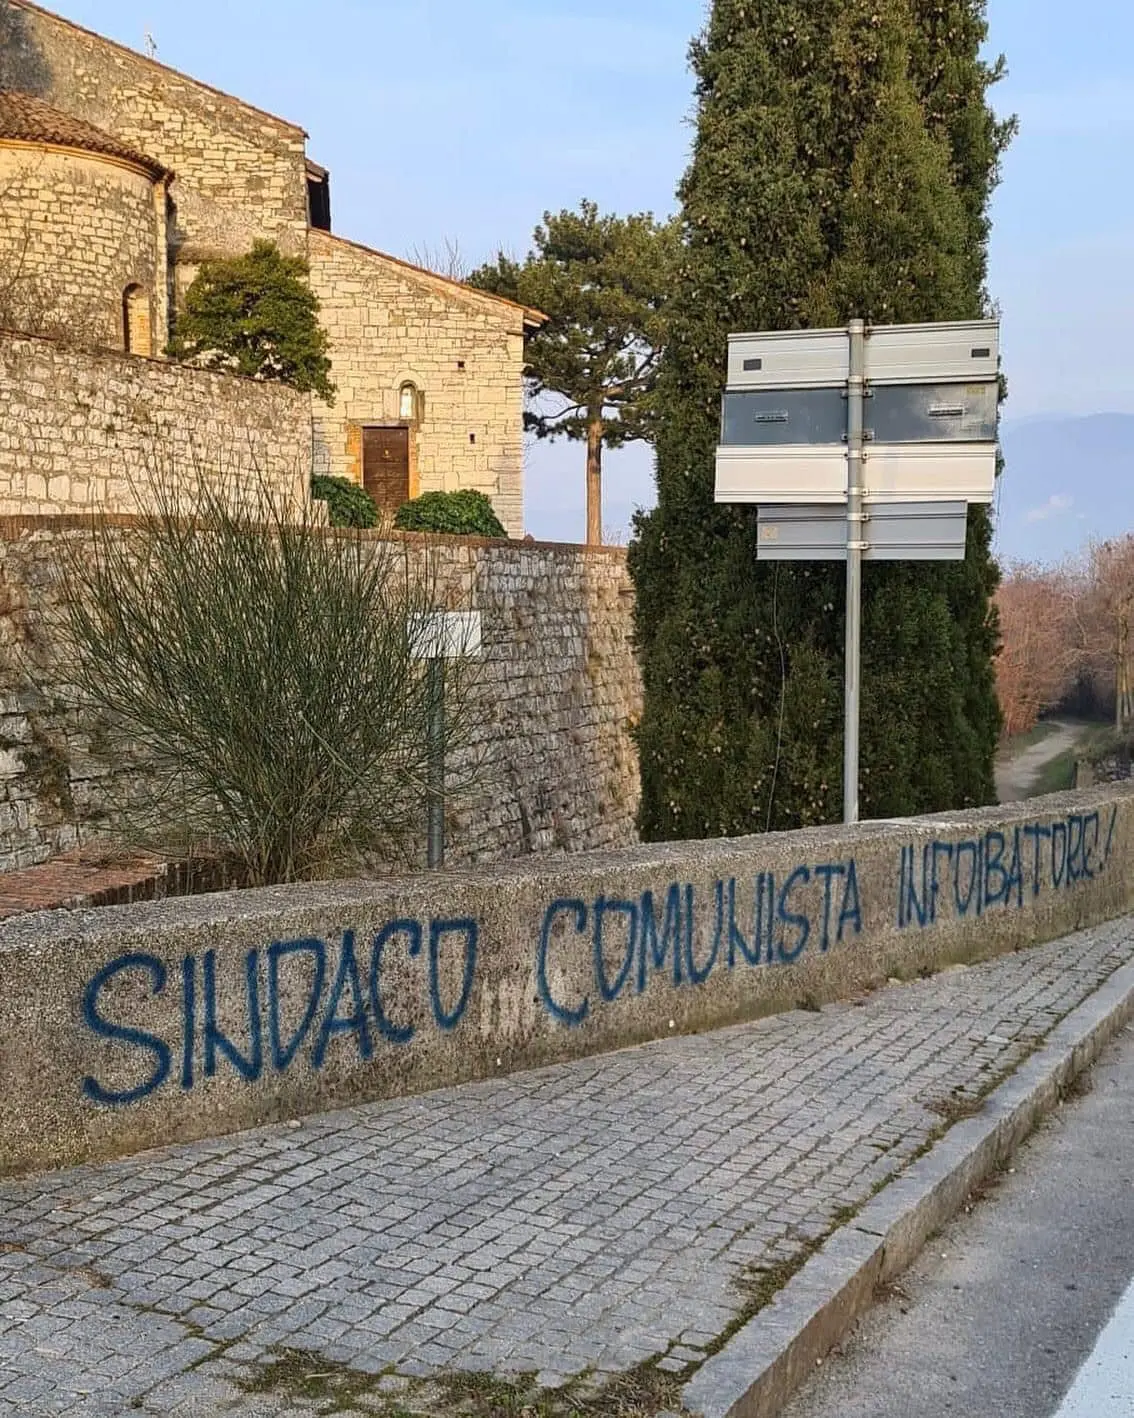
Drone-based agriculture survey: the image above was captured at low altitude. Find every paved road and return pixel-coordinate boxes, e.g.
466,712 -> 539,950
1,918 -> 1133,1417
782,1023 -> 1134,1418
996,719 -> 1087,804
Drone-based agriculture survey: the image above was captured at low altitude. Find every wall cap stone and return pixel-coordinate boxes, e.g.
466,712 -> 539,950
0,327 -> 310,399
3,783 -> 1129,950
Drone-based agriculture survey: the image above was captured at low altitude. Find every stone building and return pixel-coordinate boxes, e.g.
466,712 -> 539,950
0,0 -> 540,534
0,90 -> 171,353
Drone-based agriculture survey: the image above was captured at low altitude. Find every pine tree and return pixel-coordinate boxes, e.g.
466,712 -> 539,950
630,0 -> 1011,840
469,203 -> 677,546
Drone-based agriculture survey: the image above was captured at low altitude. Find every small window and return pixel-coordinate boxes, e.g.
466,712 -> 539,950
123,284 -> 152,357
399,381 -> 423,423
306,162 -> 332,232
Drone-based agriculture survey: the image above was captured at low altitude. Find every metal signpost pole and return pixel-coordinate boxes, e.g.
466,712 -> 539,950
843,319 -> 866,826
426,657 -> 446,868
412,608 -> 480,871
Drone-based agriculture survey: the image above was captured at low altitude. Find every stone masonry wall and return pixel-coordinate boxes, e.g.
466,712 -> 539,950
421,537 -> 640,864
10,1 -> 310,262
0,145 -> 161,349
308,232 -> 527,537
0,330 -> 312,516
0,524 -> 640,872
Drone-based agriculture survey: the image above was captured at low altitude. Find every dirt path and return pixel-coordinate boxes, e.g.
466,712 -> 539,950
995,719 -> 1089,804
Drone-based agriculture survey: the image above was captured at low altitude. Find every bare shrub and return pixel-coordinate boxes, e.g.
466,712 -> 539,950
60,469 -> 489,884
994,563 -> 1078,736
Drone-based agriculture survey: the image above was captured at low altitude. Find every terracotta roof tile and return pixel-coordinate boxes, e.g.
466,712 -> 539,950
0,89 -> 169,179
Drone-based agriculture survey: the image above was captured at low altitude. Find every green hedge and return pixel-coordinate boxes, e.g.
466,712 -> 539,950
394,490 -> 507,538
310,476 -> 378,529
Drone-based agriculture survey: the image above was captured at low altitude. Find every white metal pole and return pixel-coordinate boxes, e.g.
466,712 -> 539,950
844,320 -> 867,825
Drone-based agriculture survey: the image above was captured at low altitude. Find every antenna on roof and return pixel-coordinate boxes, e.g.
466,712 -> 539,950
143,29 -> 158,59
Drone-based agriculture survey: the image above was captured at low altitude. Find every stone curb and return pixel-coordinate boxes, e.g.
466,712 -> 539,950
682,958 -> 1134,1418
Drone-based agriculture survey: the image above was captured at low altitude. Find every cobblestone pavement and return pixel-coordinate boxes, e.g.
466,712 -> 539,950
3,917 -> 1134,1417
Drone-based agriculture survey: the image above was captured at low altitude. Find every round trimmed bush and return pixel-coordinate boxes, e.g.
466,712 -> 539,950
311,475 -> 378,529
394,490 -> 507,538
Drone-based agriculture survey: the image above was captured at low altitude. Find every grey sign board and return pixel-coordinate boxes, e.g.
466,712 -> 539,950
721,381 -> 997,451
726,328 -> 848,390
865,321 -> 1000,385
756,501 -> 968,562
720,388 -> 847,447
867,381 -> 998,444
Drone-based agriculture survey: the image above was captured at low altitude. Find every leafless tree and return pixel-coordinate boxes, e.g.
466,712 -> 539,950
408,238 -> 469,282
996,534 -> 1134,736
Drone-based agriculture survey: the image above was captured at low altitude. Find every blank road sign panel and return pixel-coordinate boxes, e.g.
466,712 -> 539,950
868,381 -> 998,444
863,443 -> 997,504
865,501 -> 968,558
756,503 -> 968,561
720,388 -> 847,446
715,446 -> 848,504
866,320 -> 1000,385
727,328 -> 848,390
757,505 -> 846,559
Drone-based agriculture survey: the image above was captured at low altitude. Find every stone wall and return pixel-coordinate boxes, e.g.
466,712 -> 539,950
0,145 -> 163,349
422,537 -> 640,863
0,523 -> 640,871
1,785 -> 1131,1174
308,233 -> 527,537
9,0 -> 310,262
0,330 -> 312,518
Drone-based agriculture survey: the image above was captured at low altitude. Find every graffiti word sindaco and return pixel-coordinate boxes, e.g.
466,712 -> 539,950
537,862 -> 862,1026
81,919 -> 478,1106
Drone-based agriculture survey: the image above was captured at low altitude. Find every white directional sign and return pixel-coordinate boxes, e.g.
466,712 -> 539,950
715,445 -> 847,504
408,611 -> 482,661
713,317 -> 1002,828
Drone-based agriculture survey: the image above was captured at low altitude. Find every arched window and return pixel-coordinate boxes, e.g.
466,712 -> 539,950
123,285 -> 152,357
399,381 -> 423,423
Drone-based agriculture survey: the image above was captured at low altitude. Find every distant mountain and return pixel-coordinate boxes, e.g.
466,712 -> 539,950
996,414 -> 1134,566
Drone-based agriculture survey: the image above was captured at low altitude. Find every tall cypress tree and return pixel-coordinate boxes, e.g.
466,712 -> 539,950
630,0 -> 1011,841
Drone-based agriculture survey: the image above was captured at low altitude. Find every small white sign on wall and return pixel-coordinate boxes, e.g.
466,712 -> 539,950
409,611 -> 482,661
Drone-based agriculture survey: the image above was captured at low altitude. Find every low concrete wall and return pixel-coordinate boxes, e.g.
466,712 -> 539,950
2,786 -> 1132,1176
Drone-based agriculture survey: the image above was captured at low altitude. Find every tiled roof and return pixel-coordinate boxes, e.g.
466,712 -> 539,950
0,89 -> 169,179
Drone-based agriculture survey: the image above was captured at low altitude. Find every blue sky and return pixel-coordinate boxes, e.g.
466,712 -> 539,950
44,0 -> 1134,547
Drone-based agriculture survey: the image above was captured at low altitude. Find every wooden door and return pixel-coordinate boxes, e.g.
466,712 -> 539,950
362,426 -> 410,512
